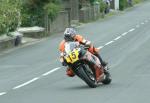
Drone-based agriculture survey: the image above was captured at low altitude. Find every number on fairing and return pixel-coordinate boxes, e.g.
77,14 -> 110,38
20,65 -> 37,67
65,50 -> 79,63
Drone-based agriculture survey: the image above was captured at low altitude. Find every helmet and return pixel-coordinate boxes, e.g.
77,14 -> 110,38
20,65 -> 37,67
64,28 -> 76,41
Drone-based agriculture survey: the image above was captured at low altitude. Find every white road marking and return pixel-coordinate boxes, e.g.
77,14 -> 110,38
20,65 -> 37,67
0,92 -> 6,96
97,46 -> 104,49
128,28 -> 135,32
105,41 -> 114,46
13,77 -> 39,89
121,32 -> 128,36
114,36 -> 122,41
141,22 -> 144,25
42,67 -> 61,76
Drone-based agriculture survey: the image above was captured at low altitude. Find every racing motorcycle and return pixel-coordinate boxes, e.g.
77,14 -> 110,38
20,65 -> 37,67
62,42 -> 111,88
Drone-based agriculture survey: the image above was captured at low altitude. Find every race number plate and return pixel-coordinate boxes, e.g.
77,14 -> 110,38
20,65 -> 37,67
65,49 -> 79,64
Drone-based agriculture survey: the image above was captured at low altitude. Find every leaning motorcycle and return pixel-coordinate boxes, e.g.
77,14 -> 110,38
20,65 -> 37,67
62,42 -> 112,88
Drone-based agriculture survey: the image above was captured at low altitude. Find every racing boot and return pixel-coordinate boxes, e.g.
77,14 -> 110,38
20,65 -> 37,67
94,53 -> 108,67
66,67 -> 75,77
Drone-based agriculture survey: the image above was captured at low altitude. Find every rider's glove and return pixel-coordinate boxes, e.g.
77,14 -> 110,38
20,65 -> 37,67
62,61 -> 67,66
82,39 -> 91,47
85,41 -> 91,46
84,41 -> 91,49
60,54 -> 67,66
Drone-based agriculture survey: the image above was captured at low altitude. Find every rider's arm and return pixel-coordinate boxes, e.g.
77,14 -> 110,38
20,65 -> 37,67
74,34 -> 91,47
59,40 -> 67,66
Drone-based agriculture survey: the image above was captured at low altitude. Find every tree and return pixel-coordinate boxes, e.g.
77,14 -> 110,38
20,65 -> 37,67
21,0 -> 61,27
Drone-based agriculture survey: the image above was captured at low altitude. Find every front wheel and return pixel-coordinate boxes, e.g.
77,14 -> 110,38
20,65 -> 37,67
74,65 -> 97,88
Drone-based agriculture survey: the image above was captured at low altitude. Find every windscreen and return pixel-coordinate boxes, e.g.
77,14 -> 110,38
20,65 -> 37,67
64,42 -> 79,54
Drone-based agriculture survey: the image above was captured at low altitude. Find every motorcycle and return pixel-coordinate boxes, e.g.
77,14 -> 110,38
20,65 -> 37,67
62,41 -> 112,88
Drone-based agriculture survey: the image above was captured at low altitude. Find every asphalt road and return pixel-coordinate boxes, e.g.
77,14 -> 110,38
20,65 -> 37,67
0,1 -> 150,103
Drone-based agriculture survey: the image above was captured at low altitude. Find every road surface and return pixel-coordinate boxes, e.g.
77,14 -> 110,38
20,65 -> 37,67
0,1 -> 150,103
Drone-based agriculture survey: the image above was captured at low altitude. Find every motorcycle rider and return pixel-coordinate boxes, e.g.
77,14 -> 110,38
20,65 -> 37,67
59,28 -> 107,77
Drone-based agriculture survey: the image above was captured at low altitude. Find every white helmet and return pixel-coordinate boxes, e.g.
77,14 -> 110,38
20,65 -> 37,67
64,28 -> 76,41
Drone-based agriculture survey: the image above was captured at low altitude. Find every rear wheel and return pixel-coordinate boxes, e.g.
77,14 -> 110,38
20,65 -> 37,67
102,70 -> 112,85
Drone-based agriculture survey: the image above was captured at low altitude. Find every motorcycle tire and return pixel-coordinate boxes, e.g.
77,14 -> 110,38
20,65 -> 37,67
75,65 -> 97,88
102,70 -> 112,85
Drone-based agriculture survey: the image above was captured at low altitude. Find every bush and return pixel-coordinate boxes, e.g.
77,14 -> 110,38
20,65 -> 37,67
44,3 -> 60,21
21,5 -> 45,27
97,0 -> 106,14
89,0 -> 96,5
100,1 -> 107,13
133,0 -> 141,4
119,0 -> 128,10
21,0 -> 61,27
0,0 -> 21,35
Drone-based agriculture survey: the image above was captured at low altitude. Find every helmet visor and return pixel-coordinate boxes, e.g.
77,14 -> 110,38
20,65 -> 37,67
64,35 -> 74,41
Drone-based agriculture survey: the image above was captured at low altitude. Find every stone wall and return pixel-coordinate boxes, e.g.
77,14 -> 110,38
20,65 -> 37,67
0,36 -> 15,51
18,27 -> 45,38
49,11 -> 69,33
45,11 -> 69,34
62,0 -> 79,21
0,32 -> 23,52
79,3 -> 100,22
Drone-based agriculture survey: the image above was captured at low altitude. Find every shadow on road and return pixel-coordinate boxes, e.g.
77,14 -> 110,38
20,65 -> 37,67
63,83 -> 113,90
